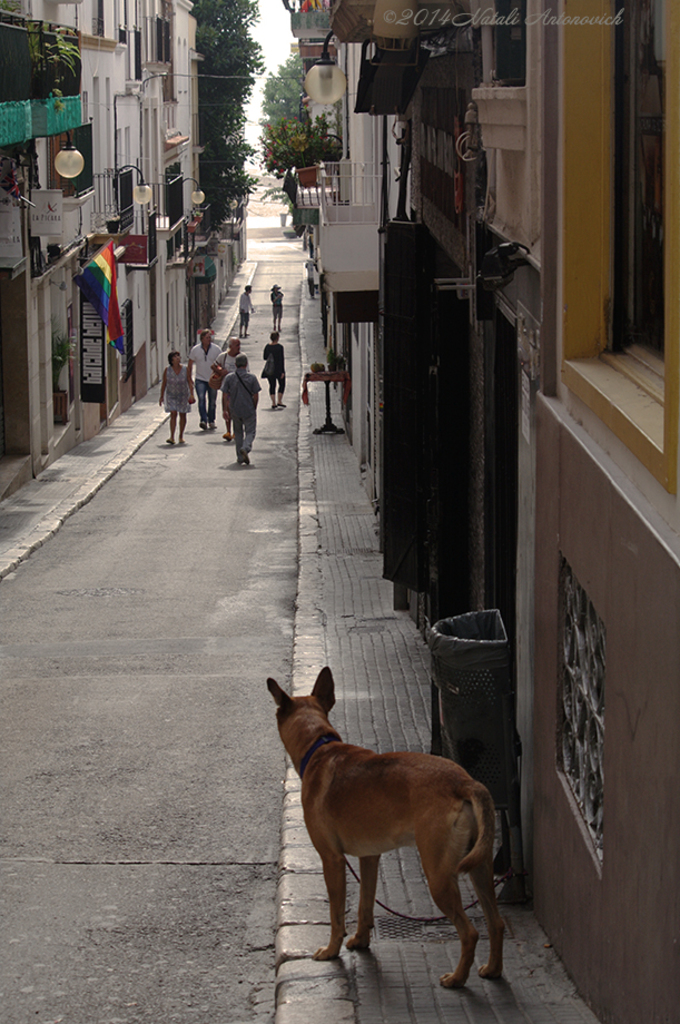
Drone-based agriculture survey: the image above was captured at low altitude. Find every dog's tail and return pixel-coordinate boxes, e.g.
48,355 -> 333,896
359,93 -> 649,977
457,781 -> 496,875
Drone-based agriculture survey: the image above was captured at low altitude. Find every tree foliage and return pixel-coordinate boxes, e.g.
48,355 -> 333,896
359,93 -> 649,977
260,52 -> 304,126
193,0 -> 264,225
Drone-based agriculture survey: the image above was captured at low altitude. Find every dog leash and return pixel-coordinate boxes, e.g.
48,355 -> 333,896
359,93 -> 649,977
343,856 -> 518,921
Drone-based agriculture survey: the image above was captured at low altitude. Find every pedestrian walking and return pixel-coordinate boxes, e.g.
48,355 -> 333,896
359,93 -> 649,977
239,285 -> 255,337
262,331 -> 286,409
212,337 -> 246,440
270,284 -> 283,330
221,353 -> 261,465
159,350 -> 195,444
305,260 -> 316,298
188,328 -> 221,430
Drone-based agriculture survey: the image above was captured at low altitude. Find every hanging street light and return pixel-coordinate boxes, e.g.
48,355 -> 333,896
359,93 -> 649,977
117,164 -> 153,205
304,32 -> 347,105
183,177 -> 205,206
54,132 -> 85,179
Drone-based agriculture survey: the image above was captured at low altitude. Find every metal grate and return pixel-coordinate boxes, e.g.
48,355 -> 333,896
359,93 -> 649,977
374,916 -> 455,943
559,558 -> 606,858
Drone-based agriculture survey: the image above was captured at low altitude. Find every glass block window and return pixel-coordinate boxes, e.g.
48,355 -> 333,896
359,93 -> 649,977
559,558 -> 606,858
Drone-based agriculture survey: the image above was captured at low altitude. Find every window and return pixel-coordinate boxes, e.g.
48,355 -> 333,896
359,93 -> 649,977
613,0 -> 665,354
561,0 -> 679,494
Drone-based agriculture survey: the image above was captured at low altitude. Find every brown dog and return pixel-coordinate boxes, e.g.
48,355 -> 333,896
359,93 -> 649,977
268,666 -> 504,988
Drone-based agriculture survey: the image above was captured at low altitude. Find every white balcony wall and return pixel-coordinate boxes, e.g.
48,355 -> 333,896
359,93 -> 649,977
318,161 -> 379,287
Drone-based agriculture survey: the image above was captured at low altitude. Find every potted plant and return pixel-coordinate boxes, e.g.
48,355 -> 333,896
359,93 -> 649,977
51,322 -> 72,423
260,115 -> 342,181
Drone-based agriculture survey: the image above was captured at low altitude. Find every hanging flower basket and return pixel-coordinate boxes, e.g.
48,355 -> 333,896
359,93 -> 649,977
260,115 -> 341,178
296,166 -> 318,187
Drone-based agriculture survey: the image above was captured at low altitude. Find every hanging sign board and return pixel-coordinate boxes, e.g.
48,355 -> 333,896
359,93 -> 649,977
80,294 -> 106,404
30,190 -> 63,237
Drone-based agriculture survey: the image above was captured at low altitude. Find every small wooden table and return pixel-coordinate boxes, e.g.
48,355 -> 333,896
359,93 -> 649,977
302,371 -> 351,435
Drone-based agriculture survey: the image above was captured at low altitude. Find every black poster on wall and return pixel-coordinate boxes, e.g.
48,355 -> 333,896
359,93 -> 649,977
80,294 -> 106,404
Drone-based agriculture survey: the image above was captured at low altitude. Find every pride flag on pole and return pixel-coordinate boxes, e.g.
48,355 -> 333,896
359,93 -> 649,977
75,241 -> 124,353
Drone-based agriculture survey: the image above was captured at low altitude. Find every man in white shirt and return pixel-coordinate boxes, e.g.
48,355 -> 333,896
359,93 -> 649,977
188,328 -> 222,430
239,285 -> 255,338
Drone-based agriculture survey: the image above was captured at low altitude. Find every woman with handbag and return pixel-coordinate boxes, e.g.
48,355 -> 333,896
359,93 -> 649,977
262,331 -> 286,409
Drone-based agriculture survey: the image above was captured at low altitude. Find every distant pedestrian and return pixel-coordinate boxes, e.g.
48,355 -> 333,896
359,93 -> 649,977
188,328 -> 221,430
305,260 -> 316,298
159,350 -> 194,445
262,331 -> 286,409
221,353 -> 261,465
239,285 -> 255,338
270,284 -> 283,330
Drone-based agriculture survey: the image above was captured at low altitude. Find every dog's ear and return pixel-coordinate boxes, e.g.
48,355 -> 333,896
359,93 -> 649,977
312,666 -> 335,713
267,678 -> 293,712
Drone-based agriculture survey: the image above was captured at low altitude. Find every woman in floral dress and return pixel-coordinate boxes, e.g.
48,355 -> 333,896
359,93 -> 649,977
159,350 -> 194,444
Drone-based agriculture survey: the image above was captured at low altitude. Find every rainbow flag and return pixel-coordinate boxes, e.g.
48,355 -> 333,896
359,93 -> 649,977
75,241 -> 124,353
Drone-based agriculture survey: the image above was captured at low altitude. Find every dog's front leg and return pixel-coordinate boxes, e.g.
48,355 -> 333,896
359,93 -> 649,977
347,855 -> 379,950
314,853 -> 347,960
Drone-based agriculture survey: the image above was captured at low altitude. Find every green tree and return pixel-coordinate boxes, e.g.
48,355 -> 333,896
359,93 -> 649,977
193,0 -> 264,226
260,52 -> 304,126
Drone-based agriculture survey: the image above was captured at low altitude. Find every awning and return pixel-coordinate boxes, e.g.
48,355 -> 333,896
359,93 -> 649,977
334,289 -> 379,323
354,39 -> 430,116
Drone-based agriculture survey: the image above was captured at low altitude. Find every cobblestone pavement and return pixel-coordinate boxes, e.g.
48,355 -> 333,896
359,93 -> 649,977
275,281 -> 603,1024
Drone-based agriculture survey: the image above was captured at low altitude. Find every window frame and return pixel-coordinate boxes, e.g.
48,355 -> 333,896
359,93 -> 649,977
560,0 -> 679,494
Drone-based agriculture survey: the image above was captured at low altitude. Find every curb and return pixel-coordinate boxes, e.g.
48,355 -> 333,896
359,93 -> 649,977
272,283 -> 356,1024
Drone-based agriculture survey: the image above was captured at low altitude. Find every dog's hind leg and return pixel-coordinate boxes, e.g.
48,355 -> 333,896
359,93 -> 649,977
346,855 -> 380,950
420,848 -> 478,987
467,860 -> 504,979
313,851 -> 347,960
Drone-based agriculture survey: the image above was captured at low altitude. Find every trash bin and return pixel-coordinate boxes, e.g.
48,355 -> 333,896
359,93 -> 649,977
427,609 -> 512,807
428,609 -> 525,901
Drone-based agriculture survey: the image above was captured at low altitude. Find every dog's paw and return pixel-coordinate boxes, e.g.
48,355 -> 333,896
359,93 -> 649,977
478,963 -> 502,979
312,945 -> 340,961
439,971 -> 466,989
346,932 -> 371,951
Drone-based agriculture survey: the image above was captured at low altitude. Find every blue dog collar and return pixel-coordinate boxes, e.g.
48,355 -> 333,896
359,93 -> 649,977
299,733 -> 340,779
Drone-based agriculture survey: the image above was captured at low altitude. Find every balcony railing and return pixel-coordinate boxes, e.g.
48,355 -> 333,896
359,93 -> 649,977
318,161 -> 380,224
92,169 -> 136,233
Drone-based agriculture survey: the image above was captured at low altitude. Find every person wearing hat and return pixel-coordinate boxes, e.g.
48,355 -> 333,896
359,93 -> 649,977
270,284 -> 284,331
221,353 -> 261,465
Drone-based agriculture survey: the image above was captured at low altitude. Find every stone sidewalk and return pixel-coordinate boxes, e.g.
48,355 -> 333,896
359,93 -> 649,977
275,288 -> 603,1024
0,262 -> 254,583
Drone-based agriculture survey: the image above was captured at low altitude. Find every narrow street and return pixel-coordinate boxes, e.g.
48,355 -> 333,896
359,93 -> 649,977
0,213 -> 306,1024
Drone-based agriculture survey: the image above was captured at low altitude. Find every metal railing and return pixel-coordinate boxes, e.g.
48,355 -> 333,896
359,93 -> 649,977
318,161 -> 381,224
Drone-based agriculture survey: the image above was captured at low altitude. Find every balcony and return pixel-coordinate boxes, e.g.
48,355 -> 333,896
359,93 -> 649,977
317,161 -> 380,291
330,0 -> 464,44
0,14 -> 82,140
289,0 -> 331,40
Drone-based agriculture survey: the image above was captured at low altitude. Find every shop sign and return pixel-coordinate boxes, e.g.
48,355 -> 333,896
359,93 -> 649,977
30,190 -> 63,237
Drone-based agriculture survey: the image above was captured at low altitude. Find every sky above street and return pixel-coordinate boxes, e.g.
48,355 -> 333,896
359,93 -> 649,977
245,0 -> 297,157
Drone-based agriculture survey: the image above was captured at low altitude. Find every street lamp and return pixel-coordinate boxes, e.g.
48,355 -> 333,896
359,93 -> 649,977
183,177 -> 205,206
54,132 -> 85,179
304,32 -> 347,105
117,164 -> 153,205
